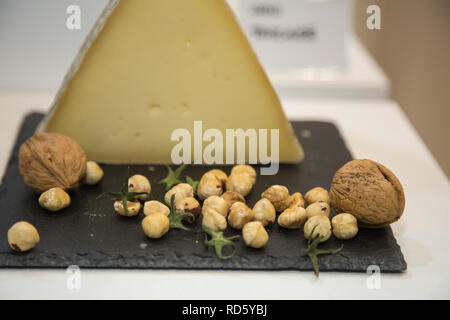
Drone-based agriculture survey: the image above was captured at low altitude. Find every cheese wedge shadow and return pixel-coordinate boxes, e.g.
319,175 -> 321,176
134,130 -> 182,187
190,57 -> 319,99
40,0 -> 304,164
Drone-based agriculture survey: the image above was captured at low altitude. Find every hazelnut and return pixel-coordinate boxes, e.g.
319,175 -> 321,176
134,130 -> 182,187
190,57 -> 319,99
304,216 -> 332,243
226,165 -> 257,197
252,198 -> 276,227
114,201 -> 141,216
197,170 -> 226,201
38,187 -> 71,212
221,191 -> 246,208
305,201 -> 331,219
142,212 -> 170,239
330,159 -> 405,228
82,161 -> 104,185
228,202 -> 254,230
261,185 -> 292,212
207,169 -> 228,186
332,213 -> 358,240
143,200 -> 170,216
289,192 -> 305,208
203,195 -> 229,217
278,206 -> 307,229
225,172 -> 254,197
174,196 -> 201,221
202,207 -> 227,232
18,132 -> 86,193
164,183 -> 193,206
128,174 -> 151,200
305,187 -> 330,204
230,165 -> 257,185
7,221 -> 40,252
242,221 -> 269,248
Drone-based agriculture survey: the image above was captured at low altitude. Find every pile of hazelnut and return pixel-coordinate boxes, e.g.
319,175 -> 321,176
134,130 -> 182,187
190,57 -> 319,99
207,167 -> 358,249
9,132 -> 107,252
9,159 -> 358,255
301,187 -> 358,243
141,164 -> 359,251
139,165 -> 264,246
8,160 -> 106,252
12,133 -> 403,259
10,132 -> 369,256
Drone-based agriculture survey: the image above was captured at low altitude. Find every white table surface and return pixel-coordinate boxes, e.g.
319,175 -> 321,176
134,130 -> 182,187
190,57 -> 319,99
0,91 -> 449,299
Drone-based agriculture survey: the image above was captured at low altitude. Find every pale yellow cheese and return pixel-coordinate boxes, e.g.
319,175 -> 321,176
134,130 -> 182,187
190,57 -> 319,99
42,0 -> 304,164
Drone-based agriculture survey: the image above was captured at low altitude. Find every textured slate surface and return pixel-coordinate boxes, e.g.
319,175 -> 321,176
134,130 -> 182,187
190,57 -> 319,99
0,113 -> 407,272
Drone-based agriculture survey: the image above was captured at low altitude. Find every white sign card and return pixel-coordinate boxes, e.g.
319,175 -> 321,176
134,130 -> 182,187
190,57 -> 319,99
237,0 -> 353,70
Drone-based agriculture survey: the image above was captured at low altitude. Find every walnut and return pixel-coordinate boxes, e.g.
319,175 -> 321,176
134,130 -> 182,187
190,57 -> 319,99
18,132 -> 86,193
329,159 -> 405,228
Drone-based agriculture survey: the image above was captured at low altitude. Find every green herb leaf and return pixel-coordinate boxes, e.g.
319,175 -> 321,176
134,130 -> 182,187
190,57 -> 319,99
97,179 -> 149,216
301,224 -> 344,277
168,194 -> 194,231
185,176 -> 199,195
203,225 -> 240,260
159,164 -> 189,191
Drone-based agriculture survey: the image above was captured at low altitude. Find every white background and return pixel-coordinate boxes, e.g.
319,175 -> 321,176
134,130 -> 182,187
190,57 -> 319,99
0,0 -> 388,100
238,0 -> 352,69
0,0 -> 108,91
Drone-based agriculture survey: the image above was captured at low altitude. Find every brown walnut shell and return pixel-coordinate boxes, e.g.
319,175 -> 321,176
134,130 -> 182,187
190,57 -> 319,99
18,132 -> 86,193
329,159 -> 405,228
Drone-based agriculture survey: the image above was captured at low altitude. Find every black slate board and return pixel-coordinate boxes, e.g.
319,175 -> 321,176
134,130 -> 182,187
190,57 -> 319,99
0,113 -> 406,272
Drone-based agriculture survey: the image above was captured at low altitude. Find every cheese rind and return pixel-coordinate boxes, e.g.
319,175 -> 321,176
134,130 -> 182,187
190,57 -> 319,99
41,0 -> 304,164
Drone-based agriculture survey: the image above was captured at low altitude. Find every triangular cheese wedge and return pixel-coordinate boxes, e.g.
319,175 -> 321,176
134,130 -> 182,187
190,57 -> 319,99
40,0 -> 304,164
